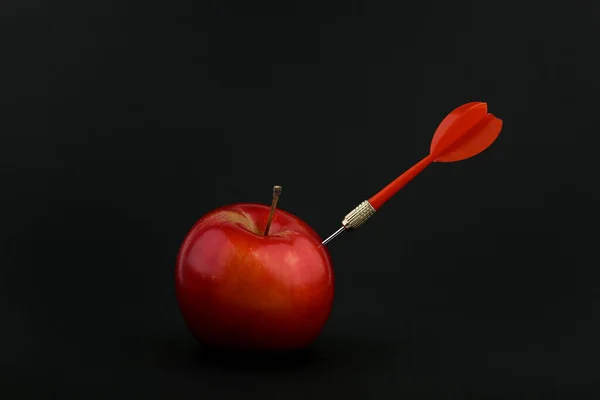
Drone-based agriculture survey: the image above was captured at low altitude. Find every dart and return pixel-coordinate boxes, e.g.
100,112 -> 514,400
321,101 -> 503,245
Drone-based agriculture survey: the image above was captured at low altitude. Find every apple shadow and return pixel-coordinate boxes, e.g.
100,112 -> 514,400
186,334 -> 399,374
191,345 -> 318,372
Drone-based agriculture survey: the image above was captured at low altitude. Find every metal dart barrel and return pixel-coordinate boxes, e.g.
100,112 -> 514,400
321,200 -> 376,245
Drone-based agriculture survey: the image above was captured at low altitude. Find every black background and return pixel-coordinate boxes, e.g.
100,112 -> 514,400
1,1 -> 599,398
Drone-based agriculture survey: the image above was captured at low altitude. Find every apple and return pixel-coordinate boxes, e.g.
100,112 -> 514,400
175,201 -> 334,351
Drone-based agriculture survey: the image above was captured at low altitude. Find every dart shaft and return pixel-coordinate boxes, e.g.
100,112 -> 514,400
368,154 -> 434,210
321,156 -> 431,246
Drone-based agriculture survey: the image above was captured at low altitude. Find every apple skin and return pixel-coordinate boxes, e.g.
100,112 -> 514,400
175,203 -> 334,351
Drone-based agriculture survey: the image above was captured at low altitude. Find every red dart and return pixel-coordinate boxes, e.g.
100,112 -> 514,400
322,102 -> 503,245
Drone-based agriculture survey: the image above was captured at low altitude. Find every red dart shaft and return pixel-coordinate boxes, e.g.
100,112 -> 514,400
368,154 -> 435,210
321,154 -> 435,245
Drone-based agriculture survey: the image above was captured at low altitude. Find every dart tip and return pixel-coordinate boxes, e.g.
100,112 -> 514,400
322,226 -> 345,246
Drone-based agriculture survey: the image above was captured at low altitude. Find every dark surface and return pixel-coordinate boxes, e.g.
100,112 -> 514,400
1,1 -> 599,398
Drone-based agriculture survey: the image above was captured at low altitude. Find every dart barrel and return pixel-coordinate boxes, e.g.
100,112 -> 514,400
342,200 -> 376,230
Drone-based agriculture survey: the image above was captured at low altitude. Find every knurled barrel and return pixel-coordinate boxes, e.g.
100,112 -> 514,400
341,200 -> 376,230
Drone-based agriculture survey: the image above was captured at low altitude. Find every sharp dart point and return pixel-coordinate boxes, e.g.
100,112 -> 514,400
322,226 -> 345,246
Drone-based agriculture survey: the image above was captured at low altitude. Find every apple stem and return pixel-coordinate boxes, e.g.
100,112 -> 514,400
263,185 -> 282,236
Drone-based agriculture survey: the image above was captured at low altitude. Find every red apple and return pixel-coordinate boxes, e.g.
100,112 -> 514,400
175,203 -> 334,351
